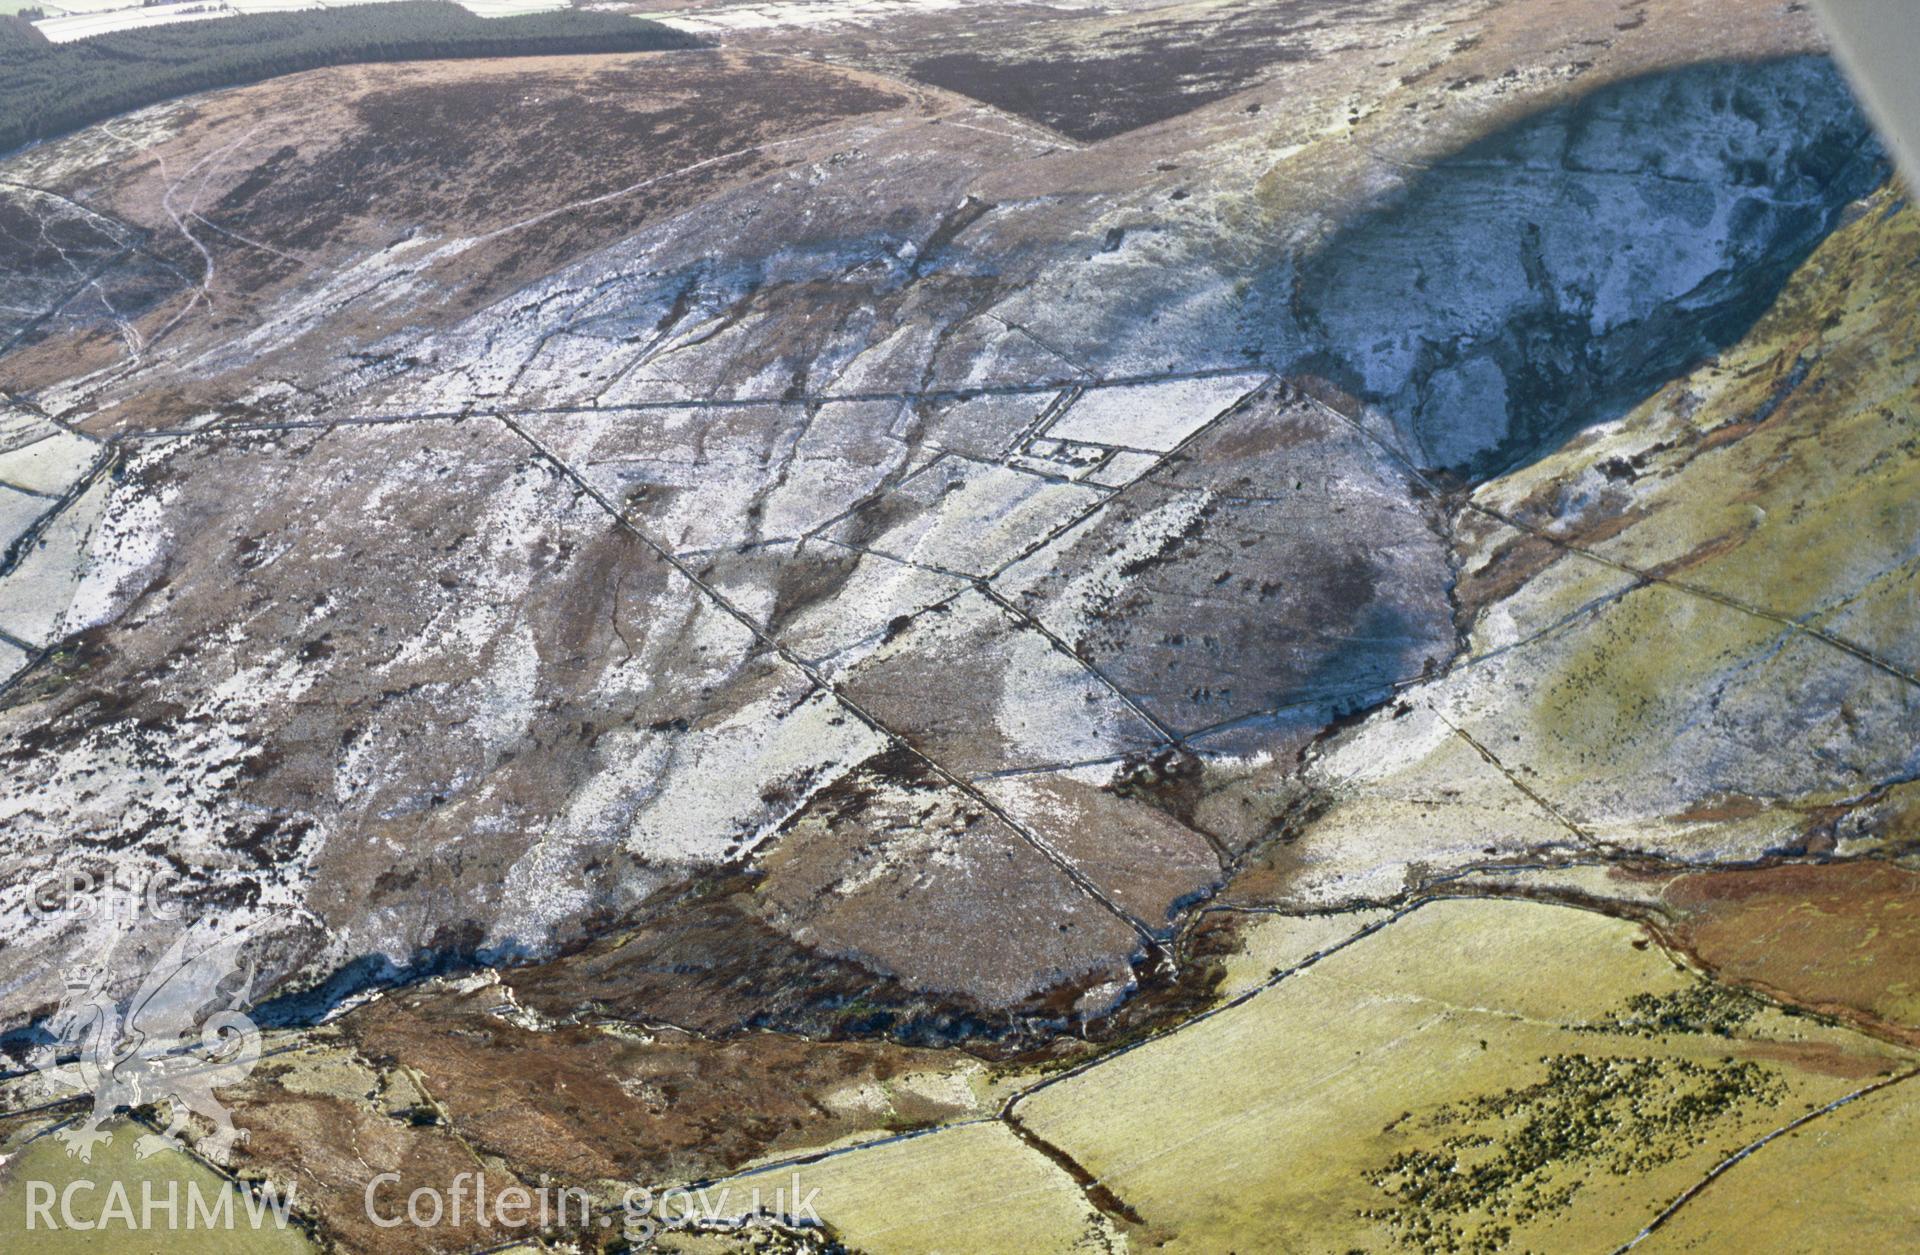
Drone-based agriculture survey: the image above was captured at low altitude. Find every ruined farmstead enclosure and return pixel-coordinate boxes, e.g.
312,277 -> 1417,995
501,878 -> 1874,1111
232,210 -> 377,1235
2,0 -> 1918,1251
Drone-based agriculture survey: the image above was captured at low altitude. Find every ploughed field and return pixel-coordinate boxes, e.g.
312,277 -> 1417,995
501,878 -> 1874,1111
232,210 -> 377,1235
2,0 -> 1917,1250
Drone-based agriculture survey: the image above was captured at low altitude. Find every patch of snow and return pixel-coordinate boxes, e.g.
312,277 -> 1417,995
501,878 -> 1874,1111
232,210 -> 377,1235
1045,374 -> 1266,451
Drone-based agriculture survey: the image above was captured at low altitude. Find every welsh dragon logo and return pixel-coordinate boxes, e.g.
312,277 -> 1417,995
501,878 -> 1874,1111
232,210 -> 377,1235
27,924 -> 268,1162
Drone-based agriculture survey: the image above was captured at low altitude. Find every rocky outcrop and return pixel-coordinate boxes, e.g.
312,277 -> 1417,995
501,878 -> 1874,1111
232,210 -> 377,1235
1274,55 -> 1884,476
